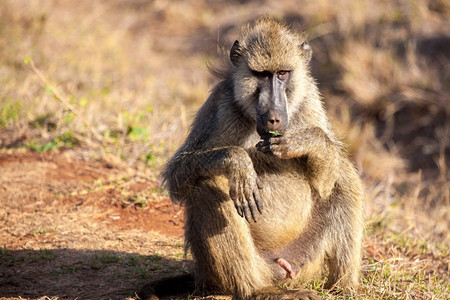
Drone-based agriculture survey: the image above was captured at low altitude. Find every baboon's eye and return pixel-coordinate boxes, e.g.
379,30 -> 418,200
277,71 -> 290,80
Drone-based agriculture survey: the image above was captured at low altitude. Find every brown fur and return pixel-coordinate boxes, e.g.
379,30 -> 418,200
153,16 -> 364,300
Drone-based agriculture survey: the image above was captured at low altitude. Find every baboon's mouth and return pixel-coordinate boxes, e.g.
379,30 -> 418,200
268,130 -> 283,137
259,130 -> 283,139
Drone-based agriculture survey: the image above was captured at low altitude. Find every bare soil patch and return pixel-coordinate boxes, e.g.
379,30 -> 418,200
0,150 -> 187,299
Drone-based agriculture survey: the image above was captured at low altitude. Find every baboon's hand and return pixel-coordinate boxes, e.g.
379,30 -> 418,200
256,134 -> 294,159
226,165 -> 263,223
256,129 -> 323,159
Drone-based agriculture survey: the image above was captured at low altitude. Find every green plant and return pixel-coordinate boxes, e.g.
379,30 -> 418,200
26,131 -> 79,152
29,227 -> 57,235
0,100 -> 21,127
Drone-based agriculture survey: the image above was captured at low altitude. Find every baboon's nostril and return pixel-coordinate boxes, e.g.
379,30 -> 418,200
267,117 -> 282,130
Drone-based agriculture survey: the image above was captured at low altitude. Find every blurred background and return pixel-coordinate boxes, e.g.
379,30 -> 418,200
0,0 -> 448,297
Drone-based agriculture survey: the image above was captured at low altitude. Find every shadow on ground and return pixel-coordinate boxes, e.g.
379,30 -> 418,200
0,248 -> 192,299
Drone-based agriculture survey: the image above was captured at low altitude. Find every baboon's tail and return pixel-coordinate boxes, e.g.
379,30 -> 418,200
137,273 -> 196,300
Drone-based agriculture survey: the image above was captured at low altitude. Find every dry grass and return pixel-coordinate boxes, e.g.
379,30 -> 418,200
0,0 -> 448,299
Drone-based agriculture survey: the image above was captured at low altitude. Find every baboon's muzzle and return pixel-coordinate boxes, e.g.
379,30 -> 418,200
256,75 -> 289,137
257,109 -> 288,137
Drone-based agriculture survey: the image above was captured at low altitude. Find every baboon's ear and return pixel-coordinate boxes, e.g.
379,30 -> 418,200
230,40 -> 242,66
301,40 -> 312,63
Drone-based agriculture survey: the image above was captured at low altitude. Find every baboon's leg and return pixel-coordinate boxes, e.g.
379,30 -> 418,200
324,163 -> 364,289
266,178 -> 363,289
184,178 -> 273,298
282,194 -> 362,289
324,197 -> 363,288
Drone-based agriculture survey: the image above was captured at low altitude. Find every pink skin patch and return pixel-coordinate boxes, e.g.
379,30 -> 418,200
276,258 -> 296,279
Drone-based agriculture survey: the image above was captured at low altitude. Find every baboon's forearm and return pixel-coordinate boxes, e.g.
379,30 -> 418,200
163,146 -> 253,199
257,126 -> 342,199
292,127 -> 342,199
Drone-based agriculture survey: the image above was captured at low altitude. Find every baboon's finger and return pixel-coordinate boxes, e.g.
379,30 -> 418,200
255,140 -> 267,148
248,201 -> 258,222
229,187 -> 243,217
241,201 -> 252,223
257,145 -> 272,153
256,177 -> 263,190
243,181 -> 259,222
229,185 -> 236,200
260,137 -> 282,147
237,182 -> 251,222
253,189 -> 264,213
234,202 -> 243,217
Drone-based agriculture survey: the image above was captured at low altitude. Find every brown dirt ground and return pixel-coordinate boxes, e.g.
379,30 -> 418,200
0,150 -> 190,299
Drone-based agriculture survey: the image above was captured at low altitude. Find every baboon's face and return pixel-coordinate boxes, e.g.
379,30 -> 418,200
230,20 -> 311,137
231,42 -> 295,137
251,69 -> 291,137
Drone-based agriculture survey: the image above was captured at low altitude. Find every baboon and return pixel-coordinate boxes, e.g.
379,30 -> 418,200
141,16 -> 364,300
